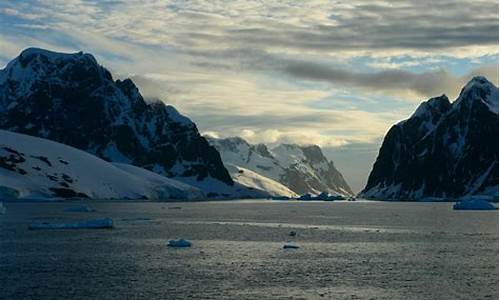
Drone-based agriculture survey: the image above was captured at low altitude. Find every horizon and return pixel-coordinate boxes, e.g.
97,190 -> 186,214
0,0 -> 498,192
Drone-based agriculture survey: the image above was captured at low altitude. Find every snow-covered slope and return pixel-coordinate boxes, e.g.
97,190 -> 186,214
225,164 -> 298,197
360,76 -> 499,201
207,137 -> 353,196
0,48 -> 236,196
0,130 -> 204,200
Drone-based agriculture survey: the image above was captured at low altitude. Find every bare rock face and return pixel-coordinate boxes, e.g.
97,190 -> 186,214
0,48 -> 233,186
360,77 -> 499,200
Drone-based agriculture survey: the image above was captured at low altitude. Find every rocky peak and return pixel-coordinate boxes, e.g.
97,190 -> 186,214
212,136 -> 250,152
251,143 -> 274,159
2,48 -> 109,86
411,95 -> 451,120
401,94 -> 453,135
455,76 -> 498,114
300,144 -> 327,165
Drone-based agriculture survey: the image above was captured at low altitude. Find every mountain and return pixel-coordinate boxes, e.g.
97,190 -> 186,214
0,129 -> 204,200
360,76 -> 499,201
0,48 -> 238,196
207,137 -> 353,196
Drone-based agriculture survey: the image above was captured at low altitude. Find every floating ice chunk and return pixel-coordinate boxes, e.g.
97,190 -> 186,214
453,198 -> 497,210
167,239 -> 192,248
297,193 -> 313,200
283,242 -> 300,249
29,218 -> 114,230
316,192 -> 331,200
63,205 -> 95,212
296,192 -> 345,201
0,202 -> 5,215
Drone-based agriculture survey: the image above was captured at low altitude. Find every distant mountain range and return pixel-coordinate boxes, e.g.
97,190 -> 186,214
360,76 -> 499,201
0,48 -> 496,201
207,136 -> 353,196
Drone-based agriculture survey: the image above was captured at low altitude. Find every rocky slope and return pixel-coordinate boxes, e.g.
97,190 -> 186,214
207,137 -> 353,196
0,48 -> 239,196
360,76 -> 499,200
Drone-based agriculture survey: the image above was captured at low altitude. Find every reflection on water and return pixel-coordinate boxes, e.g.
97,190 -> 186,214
172,220 -> 413,233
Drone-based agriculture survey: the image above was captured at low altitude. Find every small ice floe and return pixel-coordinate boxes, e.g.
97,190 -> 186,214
29,218 -> 114,230
453,198 -> 497,210
167,239 -> 192,248
63,205 -> 95,212
283,242 -> 300,249
0,202 -> 5,215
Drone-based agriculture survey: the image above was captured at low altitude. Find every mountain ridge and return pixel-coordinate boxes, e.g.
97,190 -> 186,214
207,136 -> 353,196
0,48 -> 237,196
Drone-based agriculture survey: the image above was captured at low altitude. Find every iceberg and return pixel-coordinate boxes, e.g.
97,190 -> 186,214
29,218 -> 114,229
283,242 -> 300,249
453,198 -> 497,210
167,239 -> 192,248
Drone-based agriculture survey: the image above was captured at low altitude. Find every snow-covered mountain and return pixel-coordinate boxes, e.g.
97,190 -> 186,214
0,48 -> 242,197
207,137 -> 353,196
360,76 -> 499,201
0,129 -> 204,200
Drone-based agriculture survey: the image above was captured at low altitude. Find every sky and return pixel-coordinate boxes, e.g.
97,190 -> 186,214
0,0 -> 498,192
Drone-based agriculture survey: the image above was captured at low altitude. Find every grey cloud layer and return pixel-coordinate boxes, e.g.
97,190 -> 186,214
166,0 -> 498,52
2,0 -> 498,53
282,61 -> 499,98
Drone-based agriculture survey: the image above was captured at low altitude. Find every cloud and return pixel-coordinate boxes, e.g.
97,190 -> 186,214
1,0 -> 498,57
188,107 -> 403,146
1,7 -> 40,20
202,131 -> 220,139
282,61 -> 499,99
